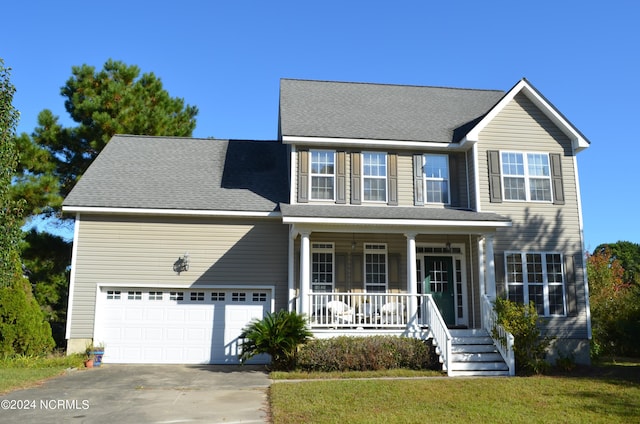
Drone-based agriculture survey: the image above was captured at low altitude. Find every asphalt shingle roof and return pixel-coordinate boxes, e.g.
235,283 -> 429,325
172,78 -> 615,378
63,135 -> 289,212
280,204 -> 510,223
279,79 -> 506,143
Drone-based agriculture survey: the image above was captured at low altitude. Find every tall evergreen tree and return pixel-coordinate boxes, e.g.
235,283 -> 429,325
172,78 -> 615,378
0,59 -> 54,356
14,59 -> 199,213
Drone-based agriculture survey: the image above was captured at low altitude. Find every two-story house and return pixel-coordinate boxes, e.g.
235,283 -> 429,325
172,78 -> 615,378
63,78 -> 591,376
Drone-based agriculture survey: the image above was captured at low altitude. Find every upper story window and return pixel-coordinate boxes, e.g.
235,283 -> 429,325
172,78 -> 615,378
310,150 -> 335,200
362,152 -> 387,202
501,152 -> 552,202
505,252 -> 565,316
424,154 -> 449,204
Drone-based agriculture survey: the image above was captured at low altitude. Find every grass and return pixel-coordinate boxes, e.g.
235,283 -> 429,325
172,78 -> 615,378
0,353 -> 86,394
270,359 -> 640,424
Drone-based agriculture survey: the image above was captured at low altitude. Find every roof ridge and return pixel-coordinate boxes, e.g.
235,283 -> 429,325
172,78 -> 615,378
280,78 -> 504,94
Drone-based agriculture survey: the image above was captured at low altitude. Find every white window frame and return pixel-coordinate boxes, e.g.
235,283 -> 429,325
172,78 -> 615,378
364,243 -> 388,293
309,150 -> 336,201
362,152 -> 387,203
311,242 -> 335,293
505,251 -> 566,317
500,151 -> 552,202
423,154 -> 450,205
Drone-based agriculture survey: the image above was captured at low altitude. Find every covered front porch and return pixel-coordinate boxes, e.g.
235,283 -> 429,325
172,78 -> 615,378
281,204 -> 514,375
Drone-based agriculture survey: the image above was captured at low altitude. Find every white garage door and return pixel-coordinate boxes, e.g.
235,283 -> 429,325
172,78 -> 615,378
94,288 -> 270,364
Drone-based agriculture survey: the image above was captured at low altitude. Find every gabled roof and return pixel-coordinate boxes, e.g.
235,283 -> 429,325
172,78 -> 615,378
62,135 -> 289,214
464,78 -> 590,152
279,79 -> 505,144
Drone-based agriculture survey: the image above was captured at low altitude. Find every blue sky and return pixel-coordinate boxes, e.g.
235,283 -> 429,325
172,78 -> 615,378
2,1 -> 638,250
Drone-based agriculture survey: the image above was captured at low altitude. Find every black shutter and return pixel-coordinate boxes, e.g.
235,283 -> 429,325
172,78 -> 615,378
298,150 -> 309,203
351,152 -> 361,205
387,153 -> 398,206
494,253 -> 506,298
550,153 -> 565,205
487,150 -> 503,203
336,151 -> 346,204
565,254 -> 577,316
449,154 -> 459,207
413,154 -> 424,206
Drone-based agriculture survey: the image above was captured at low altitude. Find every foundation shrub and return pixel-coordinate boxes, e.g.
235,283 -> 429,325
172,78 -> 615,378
296,336 -> 439,372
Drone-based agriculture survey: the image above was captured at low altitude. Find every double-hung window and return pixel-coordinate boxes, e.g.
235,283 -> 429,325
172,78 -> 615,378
505,252 -> 566,316
365,243 -> 387,293
311,243 -> 334,293
423,154 -> 449,204
363,152 -> 387,202
501,152 -> 552,201
310,150 -> 335,200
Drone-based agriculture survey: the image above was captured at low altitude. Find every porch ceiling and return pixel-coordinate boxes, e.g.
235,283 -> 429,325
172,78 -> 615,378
280,204 -> 511,233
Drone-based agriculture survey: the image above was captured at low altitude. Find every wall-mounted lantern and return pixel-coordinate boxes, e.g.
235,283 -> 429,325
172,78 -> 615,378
173,252 -> 190,274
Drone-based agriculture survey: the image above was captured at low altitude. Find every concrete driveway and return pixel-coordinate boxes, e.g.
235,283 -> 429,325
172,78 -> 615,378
0,364 -> 270,424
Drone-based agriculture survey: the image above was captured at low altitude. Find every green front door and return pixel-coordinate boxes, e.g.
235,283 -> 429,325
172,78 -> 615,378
424,256 -> 455,326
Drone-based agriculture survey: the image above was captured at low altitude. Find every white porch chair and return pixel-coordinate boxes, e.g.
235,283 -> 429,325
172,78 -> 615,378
326,300 -> 355,324
380,302 -> 405,325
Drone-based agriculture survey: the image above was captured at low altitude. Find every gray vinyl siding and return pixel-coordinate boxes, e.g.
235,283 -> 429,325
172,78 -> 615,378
476,93 -> 588,338
69,214 -> 289,338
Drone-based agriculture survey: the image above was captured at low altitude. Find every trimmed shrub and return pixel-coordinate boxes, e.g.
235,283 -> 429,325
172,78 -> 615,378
0,279 -> 55,358
296,336 -> 439,372
493,297 -> 552,375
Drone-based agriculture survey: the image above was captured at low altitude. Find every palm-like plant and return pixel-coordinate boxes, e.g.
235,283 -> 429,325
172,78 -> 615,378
239,310 -> 312,370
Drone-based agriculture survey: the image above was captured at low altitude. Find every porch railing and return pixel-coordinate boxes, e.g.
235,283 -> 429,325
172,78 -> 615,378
306,292 -> 452,374
308,293 -> 415,328
481,294 -> 515,376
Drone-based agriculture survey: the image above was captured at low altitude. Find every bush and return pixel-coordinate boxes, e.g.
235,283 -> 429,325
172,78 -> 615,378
493,297 -> 552,375
239,310 -> 312,370
296,336 -> 439,372
0,280 -> 54,358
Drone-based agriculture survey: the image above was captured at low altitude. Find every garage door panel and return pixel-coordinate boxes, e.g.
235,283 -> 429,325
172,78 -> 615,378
96,288 -> 270,364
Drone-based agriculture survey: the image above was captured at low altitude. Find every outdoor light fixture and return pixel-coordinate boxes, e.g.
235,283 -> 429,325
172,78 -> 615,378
173,252 -> 190,274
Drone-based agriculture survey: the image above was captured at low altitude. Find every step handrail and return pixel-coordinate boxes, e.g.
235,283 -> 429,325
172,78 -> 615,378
423,294 -> 452,375
481,294 -> 515,376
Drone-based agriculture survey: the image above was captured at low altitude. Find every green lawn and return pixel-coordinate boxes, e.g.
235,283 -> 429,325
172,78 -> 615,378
270,361 -> 640,424
0,354 -> 86,395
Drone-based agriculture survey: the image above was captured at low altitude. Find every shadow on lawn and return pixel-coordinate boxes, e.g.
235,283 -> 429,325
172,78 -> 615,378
550,359 -> 640,385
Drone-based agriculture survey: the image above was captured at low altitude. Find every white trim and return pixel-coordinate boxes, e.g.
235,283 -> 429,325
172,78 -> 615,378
282,135 -> 463,150
473,143 -> 482,212
504,251 -> 567,317
290,145 -> 297,205
311,242 -> 336,293
423,153 -> 451,205
62,206 -> 281,218
95,282 -> 277,291
364,243 -> 388,293
309,149 -> 337,202
500,150 -> 553,203
417,243 -> 468,327
573,155 -> 592,338
65,213 -> 81,340
283,216 -> 511,228
362,151 -> 388,203
463,79 -> 590,153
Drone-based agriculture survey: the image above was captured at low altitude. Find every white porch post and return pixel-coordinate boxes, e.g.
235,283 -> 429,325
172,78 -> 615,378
299,230 -> 311,316
288,227 -> 296,312
405,232 -> 418,328
484,234 -> 496,299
